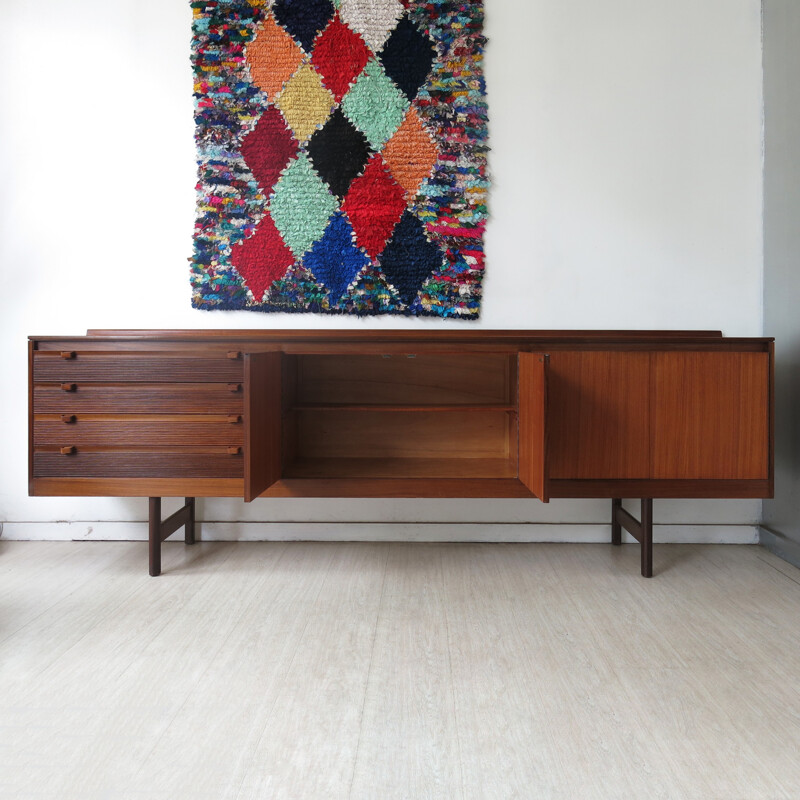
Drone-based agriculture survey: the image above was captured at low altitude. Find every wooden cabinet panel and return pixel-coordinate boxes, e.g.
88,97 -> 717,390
244,352 -> 283,502
548,352 -> 651,480
652,352 -> 770,480
295,354 -> 513,405
33,353 -> 243,383
518,353 -> 549,501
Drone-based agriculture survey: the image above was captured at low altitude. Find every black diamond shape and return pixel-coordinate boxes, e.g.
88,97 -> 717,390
378,211 -> 444,306
378,16 -> 436,102
307,109 -> 372,199
273,0 -> 334,52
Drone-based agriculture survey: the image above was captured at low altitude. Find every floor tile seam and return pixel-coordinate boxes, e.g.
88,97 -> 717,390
229,544 -> 343,800
124,542 -> 293,789
0,543 -> 145,657
347,544 -> 390,800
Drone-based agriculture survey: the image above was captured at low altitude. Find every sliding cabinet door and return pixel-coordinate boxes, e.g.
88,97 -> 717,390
652,351 -> 770,480
547,351 -> 651,480
518,353 -> 550,502
244,352 -> 283,502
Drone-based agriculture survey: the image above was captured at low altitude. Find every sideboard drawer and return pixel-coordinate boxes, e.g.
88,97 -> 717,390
33,450 -> 243,478
33,383 -> 244,414
33,353 -> 243,383
33,416 -> 243,448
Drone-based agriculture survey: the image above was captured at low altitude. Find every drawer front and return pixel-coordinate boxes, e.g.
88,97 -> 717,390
33,383 -> 243,414
33,353 -> 243,383
34,416 -> 243,448
33,451 -> 243,478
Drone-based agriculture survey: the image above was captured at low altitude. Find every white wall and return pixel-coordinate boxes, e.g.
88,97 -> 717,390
761,0 -> 800,565
0,0 -> 765,541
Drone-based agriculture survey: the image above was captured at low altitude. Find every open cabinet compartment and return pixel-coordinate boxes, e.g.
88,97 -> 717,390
245,351 -> 520,496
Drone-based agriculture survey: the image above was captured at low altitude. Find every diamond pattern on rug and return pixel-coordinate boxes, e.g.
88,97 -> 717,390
264,263 -> 328,311
307,108 -> 372,198
378,15 -> 436,101
276,63 -> 336,143
270,154 -> 339,257
240,105 -> 299,193
342,153 -> 406,258
311,14 -> 371,102
230,214 -> 295,302
338,264 -> 399,312
304,211 -> 371,301
246,15 -> 305,100
381,107 -> 438,201
191,0 -> 489,317
339,0 -> 404,53
379,210 -> 444,306
273,0 -> 335,52
340,58 -> 409,150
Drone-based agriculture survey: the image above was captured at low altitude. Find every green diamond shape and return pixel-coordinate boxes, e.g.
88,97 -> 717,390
269,154 -> 339,258
341,59 -> 410,151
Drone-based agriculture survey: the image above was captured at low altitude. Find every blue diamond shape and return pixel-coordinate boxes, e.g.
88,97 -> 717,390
304,212 -> 371,301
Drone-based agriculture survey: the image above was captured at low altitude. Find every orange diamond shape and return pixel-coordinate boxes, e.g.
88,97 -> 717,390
381,108 -> 439,201
246,15 -> 305,100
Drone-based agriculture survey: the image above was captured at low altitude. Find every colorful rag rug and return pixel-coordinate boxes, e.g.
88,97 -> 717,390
190,0 -> 489,317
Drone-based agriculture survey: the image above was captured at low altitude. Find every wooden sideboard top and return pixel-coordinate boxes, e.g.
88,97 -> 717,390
29,329 -> 773,352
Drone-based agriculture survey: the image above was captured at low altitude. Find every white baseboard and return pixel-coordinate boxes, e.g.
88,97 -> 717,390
759,526 -> 800,569
0,520 -> 760,544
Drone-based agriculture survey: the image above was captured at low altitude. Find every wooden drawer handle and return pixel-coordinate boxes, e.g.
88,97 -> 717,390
227,446 -> 241,455
227,351 -> 242,360
60,351 -> 76,359
61,415 -> 77,424
60,383 -> 77,392
60,446 -> 76,455
227,415 -> 242,424
227,383 -> 242,393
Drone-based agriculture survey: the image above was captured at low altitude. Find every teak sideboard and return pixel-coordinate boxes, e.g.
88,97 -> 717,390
28,329 -> 774,578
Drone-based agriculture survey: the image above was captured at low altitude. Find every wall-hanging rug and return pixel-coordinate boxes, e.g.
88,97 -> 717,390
190,0 -> 489,318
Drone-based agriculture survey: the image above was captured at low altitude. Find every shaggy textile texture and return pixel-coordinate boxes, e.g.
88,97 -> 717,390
190,0 -> 489,317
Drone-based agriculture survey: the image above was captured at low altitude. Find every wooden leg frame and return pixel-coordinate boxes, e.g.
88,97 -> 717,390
611,498 -> 653,578
148,497 -> 196,577
149,497 -> 653,578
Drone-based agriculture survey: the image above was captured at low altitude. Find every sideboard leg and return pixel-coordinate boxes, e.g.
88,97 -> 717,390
185,497 -> 196,545
611,498 -> 655,577
149,497 -> 162,577
611,498 -> 622,545
148,497 -> 196,576
640,498 -> 653,578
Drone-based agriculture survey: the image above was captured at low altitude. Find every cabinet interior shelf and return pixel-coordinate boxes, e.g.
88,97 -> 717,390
289,403 -> 517,413
283,456 -> 518,480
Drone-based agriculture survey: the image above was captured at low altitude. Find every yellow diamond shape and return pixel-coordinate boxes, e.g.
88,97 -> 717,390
276,63 -> 336,144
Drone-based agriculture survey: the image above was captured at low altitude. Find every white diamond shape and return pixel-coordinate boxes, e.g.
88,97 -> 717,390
339,0 -> 404,53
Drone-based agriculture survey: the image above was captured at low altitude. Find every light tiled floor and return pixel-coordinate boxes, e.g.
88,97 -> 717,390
1,540 -> 799,799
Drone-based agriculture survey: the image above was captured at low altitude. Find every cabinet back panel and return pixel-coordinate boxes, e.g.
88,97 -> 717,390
294,354 -> 513,405
292,409 -> 515,461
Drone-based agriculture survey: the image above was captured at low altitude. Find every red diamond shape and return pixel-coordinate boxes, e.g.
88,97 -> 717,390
230,214 -> 295,302
342,154 -> 406,259
311,15 -> 371,102
240,104 -> 298,193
